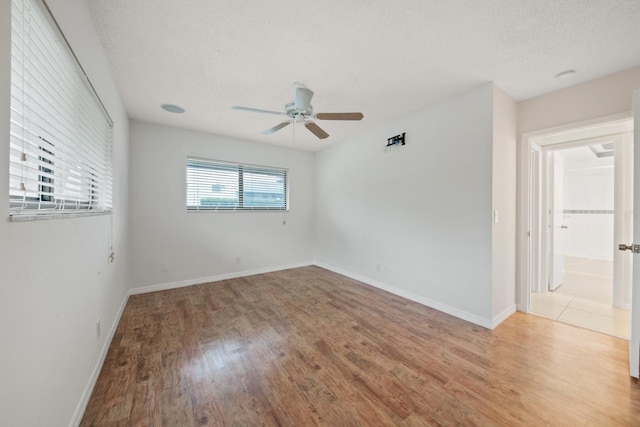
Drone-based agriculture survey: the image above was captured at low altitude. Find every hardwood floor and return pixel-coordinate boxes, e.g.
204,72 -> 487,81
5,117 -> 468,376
81,266 -> 640,426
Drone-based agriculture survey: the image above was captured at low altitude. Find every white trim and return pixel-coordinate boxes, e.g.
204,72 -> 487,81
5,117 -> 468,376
69,292 -> 130,427
315,262 -> 495,329
129,261 -> 315,295
492,304 -> 517,329
10,210 -> 111,222
521,112 -> 632,144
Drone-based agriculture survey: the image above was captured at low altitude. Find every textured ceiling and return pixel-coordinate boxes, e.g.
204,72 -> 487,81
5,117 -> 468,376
87,0 -> 640,151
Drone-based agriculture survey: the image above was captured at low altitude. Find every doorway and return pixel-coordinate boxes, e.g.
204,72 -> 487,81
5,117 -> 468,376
520,116 -> 634,340
530,139 -> 629,338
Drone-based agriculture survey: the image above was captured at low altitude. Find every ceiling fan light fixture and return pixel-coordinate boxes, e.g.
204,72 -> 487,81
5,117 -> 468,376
555,69 -> 576,79
161,104 -> 185,113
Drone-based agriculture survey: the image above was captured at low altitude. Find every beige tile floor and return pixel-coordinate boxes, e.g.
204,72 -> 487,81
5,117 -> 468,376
530,256 -> 629,339
556,256 -> 613,303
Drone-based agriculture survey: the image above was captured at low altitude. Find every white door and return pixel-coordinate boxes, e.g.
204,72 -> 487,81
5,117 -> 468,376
613,133 -> 633,309
629,89 -> 640,378
551,152 -> 566,291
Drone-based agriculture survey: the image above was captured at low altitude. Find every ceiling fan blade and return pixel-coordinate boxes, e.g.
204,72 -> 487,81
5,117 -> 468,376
232,105 -> 283,116
295,87 -> 314,112
315,112 -> 364,121
305,122 -> 329,139
262,121 -> 291,135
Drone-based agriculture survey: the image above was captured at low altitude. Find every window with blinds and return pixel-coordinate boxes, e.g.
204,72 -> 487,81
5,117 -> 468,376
186,158 -> 288,211
9,0 -> 113,220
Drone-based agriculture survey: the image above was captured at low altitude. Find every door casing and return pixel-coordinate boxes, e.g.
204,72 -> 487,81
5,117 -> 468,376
518,114 -> 632,309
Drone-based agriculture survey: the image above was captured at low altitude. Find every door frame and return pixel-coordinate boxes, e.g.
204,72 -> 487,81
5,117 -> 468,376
544,149 -> 565,292
517,112 -> 633,313
536,135 -> 626,301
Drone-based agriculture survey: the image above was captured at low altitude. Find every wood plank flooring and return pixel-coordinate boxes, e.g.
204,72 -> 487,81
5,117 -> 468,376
81,266 -> 640,426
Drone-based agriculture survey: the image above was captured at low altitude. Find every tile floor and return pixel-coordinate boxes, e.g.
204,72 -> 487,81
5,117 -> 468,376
530,256 -> 629,339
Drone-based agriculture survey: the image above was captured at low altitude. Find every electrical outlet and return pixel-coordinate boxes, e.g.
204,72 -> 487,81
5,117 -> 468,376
96,319 -> 101,339
160,262 -> 168,272
376,263 -> 388,273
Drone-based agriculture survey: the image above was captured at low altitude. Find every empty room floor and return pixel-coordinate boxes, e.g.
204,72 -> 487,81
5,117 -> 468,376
81,266 -> 640,426
530,256 -> 629,339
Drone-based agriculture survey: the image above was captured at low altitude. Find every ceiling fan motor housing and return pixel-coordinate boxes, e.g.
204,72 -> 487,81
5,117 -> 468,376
285,101 -> 313,122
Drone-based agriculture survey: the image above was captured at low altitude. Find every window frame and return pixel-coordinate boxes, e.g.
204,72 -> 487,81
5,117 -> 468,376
186,157 -> 289,212
8,0 -> 114,221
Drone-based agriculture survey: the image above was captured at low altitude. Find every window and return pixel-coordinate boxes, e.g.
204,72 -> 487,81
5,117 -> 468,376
8,0 -> 113,220
186,157 -> 288,211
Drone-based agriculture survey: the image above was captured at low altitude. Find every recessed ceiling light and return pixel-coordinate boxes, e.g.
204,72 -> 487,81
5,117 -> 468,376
161,104 -> 185,113
555,69 -> 576,79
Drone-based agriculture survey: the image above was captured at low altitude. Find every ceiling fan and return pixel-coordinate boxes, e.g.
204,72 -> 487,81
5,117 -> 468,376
232,83 -> 363,139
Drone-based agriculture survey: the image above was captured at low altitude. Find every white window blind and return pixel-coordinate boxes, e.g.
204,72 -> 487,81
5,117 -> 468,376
186,157 -> 288,211
9,0 -> 113,220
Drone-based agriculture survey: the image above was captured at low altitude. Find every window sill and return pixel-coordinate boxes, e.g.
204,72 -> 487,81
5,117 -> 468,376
9,210 -> 112,222
186,209 -> 289,213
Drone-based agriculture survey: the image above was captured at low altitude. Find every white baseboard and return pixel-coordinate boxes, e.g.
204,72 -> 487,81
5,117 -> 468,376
69,292 -> 130,427
129,261 -> 315,295
315,262 -> 495,329
491,304 -> 517,329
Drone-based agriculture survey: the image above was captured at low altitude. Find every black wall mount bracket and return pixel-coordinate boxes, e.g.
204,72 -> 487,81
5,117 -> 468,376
386,132 -> 406,147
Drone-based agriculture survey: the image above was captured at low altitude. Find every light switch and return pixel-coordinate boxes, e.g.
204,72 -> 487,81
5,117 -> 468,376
493,210 -> 499,224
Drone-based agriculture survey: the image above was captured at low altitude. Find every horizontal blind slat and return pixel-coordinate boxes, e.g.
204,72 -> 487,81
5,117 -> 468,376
9,0 -> 112,216
186,157 -> 288,211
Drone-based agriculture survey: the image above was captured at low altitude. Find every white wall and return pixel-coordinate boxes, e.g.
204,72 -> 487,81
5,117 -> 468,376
561,148 -> 615,259
315,84 -> 496,325
128,121 -> 315,289
0,1 -> 130,426
519,66 -> 640,133
492,85 -> 517,320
